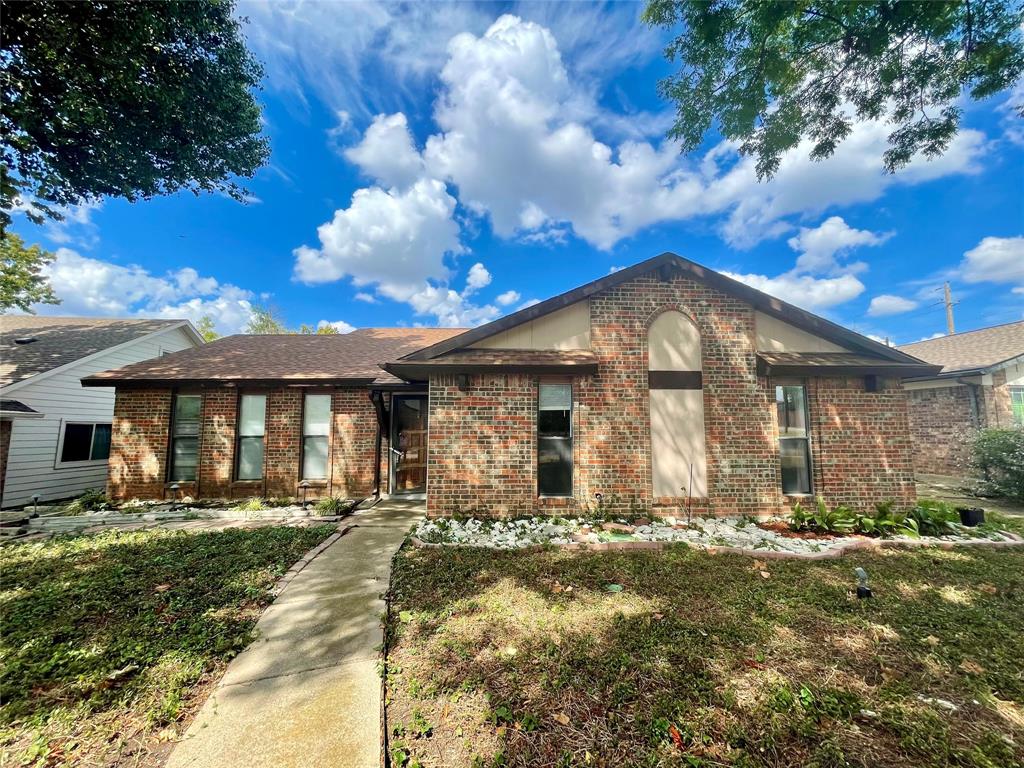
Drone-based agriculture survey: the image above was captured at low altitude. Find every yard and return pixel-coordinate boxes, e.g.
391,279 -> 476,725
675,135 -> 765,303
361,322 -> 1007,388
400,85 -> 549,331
386,530 -> 1024,768
0,525 -> 336,767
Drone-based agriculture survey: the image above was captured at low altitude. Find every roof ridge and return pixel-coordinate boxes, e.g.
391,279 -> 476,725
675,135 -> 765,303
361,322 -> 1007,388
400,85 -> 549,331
898,318 -> 1024,347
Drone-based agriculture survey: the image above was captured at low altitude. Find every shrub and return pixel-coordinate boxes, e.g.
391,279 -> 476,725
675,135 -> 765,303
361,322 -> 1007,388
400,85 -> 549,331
908,499 -> 960,536
236,497 -> 266,512
64,488 -> 111,515
314,496 -> 353,516
971,428 -> 1024,502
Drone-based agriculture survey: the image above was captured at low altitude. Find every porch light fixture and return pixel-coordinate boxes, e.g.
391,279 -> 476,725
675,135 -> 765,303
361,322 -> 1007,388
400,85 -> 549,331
169,483 -> 180,508
299,480 -> 311,508
594,492 -> 603,511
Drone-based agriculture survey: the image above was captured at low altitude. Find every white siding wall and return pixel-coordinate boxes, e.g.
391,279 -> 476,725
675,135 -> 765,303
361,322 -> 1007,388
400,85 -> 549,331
1,326 -> 198,508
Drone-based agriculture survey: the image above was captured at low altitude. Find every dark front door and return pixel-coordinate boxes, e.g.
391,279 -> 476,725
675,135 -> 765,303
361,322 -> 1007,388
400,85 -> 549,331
390,395 -> 428,495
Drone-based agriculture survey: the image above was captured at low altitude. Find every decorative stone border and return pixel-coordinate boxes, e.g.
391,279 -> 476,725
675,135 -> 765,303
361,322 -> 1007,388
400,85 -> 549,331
409,531 -> 1024,561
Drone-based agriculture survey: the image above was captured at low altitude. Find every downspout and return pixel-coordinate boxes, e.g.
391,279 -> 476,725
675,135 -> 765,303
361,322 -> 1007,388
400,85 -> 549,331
370,390 -> 387,498
956,377 -> 982,429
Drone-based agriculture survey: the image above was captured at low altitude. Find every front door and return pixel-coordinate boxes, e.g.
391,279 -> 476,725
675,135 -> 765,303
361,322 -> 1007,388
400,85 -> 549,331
390,395 -> 428,495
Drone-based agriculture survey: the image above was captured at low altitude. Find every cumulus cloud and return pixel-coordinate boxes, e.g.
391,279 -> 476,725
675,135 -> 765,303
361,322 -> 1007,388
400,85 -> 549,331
868,294 -> 919,317
495,289 -> 520,306
787,216 -> 891,274
354,292 -> 378,303
38,248 -> 255,333
724,271 -> 866,310
960,236 -> 1024,289
344,113 -> 425,189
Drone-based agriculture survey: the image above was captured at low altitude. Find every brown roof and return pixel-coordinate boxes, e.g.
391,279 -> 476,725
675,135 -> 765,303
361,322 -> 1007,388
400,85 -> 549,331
402,252 -> 928,367
756,351 -> 940,377
82,327 -> 466,387
0,399 -> 41,415
1,316 -> 191,387
896,320 -> 1024,376
384,349 -> 599,380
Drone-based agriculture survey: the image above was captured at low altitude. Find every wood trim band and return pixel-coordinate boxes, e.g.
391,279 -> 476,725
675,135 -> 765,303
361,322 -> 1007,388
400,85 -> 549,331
648,370 -> 702,390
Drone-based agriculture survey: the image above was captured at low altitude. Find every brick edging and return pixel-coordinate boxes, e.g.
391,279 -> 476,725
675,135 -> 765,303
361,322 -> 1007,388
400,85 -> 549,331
269,522 -> 354,598
408,533 -> 1024,561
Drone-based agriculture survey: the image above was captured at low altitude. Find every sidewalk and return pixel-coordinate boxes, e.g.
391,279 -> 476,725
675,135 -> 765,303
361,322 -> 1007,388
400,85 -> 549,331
166,500 -> 424,768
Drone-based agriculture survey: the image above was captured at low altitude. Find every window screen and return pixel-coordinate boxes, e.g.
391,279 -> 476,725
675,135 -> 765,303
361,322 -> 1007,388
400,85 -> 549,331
236,394 -> 267,480
169,395 -> 201,481
302,394 -> 331,479
538,383 -> 572,496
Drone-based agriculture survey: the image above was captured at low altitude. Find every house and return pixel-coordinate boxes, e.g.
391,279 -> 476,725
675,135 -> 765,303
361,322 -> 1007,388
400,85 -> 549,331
897,320 -> 1024,477
0,316 -> 204,508
83,253 -> 939,517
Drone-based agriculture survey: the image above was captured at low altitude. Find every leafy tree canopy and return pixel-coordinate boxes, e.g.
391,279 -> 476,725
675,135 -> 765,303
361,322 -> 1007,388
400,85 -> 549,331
0,0 -> 269,230
195,315 -> 219,342
299,323 -> 340,335
0,232 -> 59,313
643,0 -> 1024,178
244,305 -> 289,335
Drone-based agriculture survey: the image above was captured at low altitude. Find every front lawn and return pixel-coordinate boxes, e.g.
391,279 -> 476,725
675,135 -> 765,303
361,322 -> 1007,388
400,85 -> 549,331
386,543 -> 1024,767
0,525 -> 336,767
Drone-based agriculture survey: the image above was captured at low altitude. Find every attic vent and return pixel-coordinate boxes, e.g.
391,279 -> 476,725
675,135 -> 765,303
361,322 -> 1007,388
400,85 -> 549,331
14,338 -> 38,345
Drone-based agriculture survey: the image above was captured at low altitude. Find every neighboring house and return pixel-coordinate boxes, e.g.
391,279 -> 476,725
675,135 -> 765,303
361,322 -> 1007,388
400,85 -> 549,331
0,317 -> 204,508
897,320 -> 1024,477
84,254 -> 938,517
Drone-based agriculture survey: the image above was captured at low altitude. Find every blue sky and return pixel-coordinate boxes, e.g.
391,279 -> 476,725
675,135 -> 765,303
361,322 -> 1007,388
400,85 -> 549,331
14,1 -> 1024,344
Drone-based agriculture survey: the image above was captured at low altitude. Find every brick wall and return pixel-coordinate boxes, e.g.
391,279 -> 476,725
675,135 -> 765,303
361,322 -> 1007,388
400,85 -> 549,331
108,388 -> 173,499
808,377 -> 917,508
426,272 -> 919,517
427,374 -> 536,517
904,385 -> 977,476
108,385 -> 380,501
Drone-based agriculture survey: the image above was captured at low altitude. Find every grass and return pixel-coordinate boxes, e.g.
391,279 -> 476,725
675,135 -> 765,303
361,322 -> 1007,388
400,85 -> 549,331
386,535 -> 1024,768
0,525 -> 335,767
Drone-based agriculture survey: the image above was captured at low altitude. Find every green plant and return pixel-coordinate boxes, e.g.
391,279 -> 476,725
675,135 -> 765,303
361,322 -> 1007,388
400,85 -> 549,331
64,488 -> 111,515
314,496 -> 352,516
235,497 -> 266,512
908,499 -> 960,537
791,497 -> 856,534
971,428 -> 1024,502
854,500 -> 920,539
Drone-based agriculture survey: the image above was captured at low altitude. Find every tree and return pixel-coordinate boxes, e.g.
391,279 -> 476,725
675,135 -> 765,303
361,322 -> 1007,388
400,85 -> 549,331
195,315 -> 220,342
244,305 -> 289,335
299,323 -> 340,335
0,232 -> 59,313
1,0 -> 269,230
643,0 -> 1024,178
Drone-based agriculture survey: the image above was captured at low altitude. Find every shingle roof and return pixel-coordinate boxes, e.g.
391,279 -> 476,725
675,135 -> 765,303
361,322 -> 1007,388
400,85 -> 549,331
82,328 -> 466,387
756,351 -> 940,377
0,316 -> 189,388
896,320 -> 1024,375
384,349 -> 599,380
0,399 -> 41,415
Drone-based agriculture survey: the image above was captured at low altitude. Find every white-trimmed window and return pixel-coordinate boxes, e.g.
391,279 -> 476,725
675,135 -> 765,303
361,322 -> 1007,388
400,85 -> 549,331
57,422 -> 112,465
236,394 -> 267,481
302,393 -> 331,480
1011,385 -> 1024,426
538,383 -> 573,497
776,384 -> 812,495
169,394 -> 201,481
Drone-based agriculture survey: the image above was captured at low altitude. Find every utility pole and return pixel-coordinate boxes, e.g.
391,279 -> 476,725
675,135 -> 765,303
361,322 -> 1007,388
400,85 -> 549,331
943,282 -> 956,335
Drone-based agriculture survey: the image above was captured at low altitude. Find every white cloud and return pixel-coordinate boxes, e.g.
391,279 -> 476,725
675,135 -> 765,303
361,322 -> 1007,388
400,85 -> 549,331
354,292 -> 378,303
318,320 -> 357,333
868,294 -> 920,317
344,113 -> 425,189
464,262 -> 492,293
292,178 -> 464,300
517,298 -> 542,310
788,216 -> 891,274
960,236 -> 1024,288
723,270 -> 865,310
495,289 -> 520,306
39,248 -> 255,333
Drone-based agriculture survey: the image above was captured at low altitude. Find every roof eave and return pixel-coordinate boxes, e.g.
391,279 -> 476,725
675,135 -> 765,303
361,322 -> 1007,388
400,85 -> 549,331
81,376 -> 378,388
382,361 -> 599,382
757,360 -> 943,378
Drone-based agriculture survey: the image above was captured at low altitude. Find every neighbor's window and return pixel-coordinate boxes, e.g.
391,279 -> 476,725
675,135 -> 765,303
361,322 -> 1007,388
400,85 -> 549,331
302,393 -> 331,480
59,422 -> 112,463
776,384 -> 811,494
1011,386 -> 1024,426
236,394 -> 267,480
168,395 -> 201,481
538,383 -> 572,497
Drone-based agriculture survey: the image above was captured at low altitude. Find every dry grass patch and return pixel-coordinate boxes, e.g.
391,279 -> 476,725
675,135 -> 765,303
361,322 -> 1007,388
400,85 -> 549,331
386,543 -> 1023,768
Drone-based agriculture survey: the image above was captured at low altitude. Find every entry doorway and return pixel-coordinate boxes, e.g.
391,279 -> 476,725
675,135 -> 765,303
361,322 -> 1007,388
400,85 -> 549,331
389,395 -> 428,495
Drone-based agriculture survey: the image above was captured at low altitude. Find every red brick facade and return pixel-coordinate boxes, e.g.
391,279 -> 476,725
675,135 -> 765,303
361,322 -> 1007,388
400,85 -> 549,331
425,273 -> 918,517
107,386 -> 379,501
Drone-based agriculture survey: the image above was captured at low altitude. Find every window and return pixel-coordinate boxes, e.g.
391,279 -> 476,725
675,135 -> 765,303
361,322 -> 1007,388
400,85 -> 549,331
776,384 -> 812,494
1011,386 -> 1024,426
59,423 -> 112,463
302,393 -> 331,479
236,394 -> 267,480
538,383 -> 572,496
169,395 -> 201,481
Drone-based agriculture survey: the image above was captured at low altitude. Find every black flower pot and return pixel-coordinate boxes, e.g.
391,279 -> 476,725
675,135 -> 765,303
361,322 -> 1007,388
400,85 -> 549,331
956,507 -> 985,527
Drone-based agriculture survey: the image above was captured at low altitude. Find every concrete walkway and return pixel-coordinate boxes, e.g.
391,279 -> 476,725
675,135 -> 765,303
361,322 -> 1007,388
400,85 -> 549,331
167,499 -> 424,768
